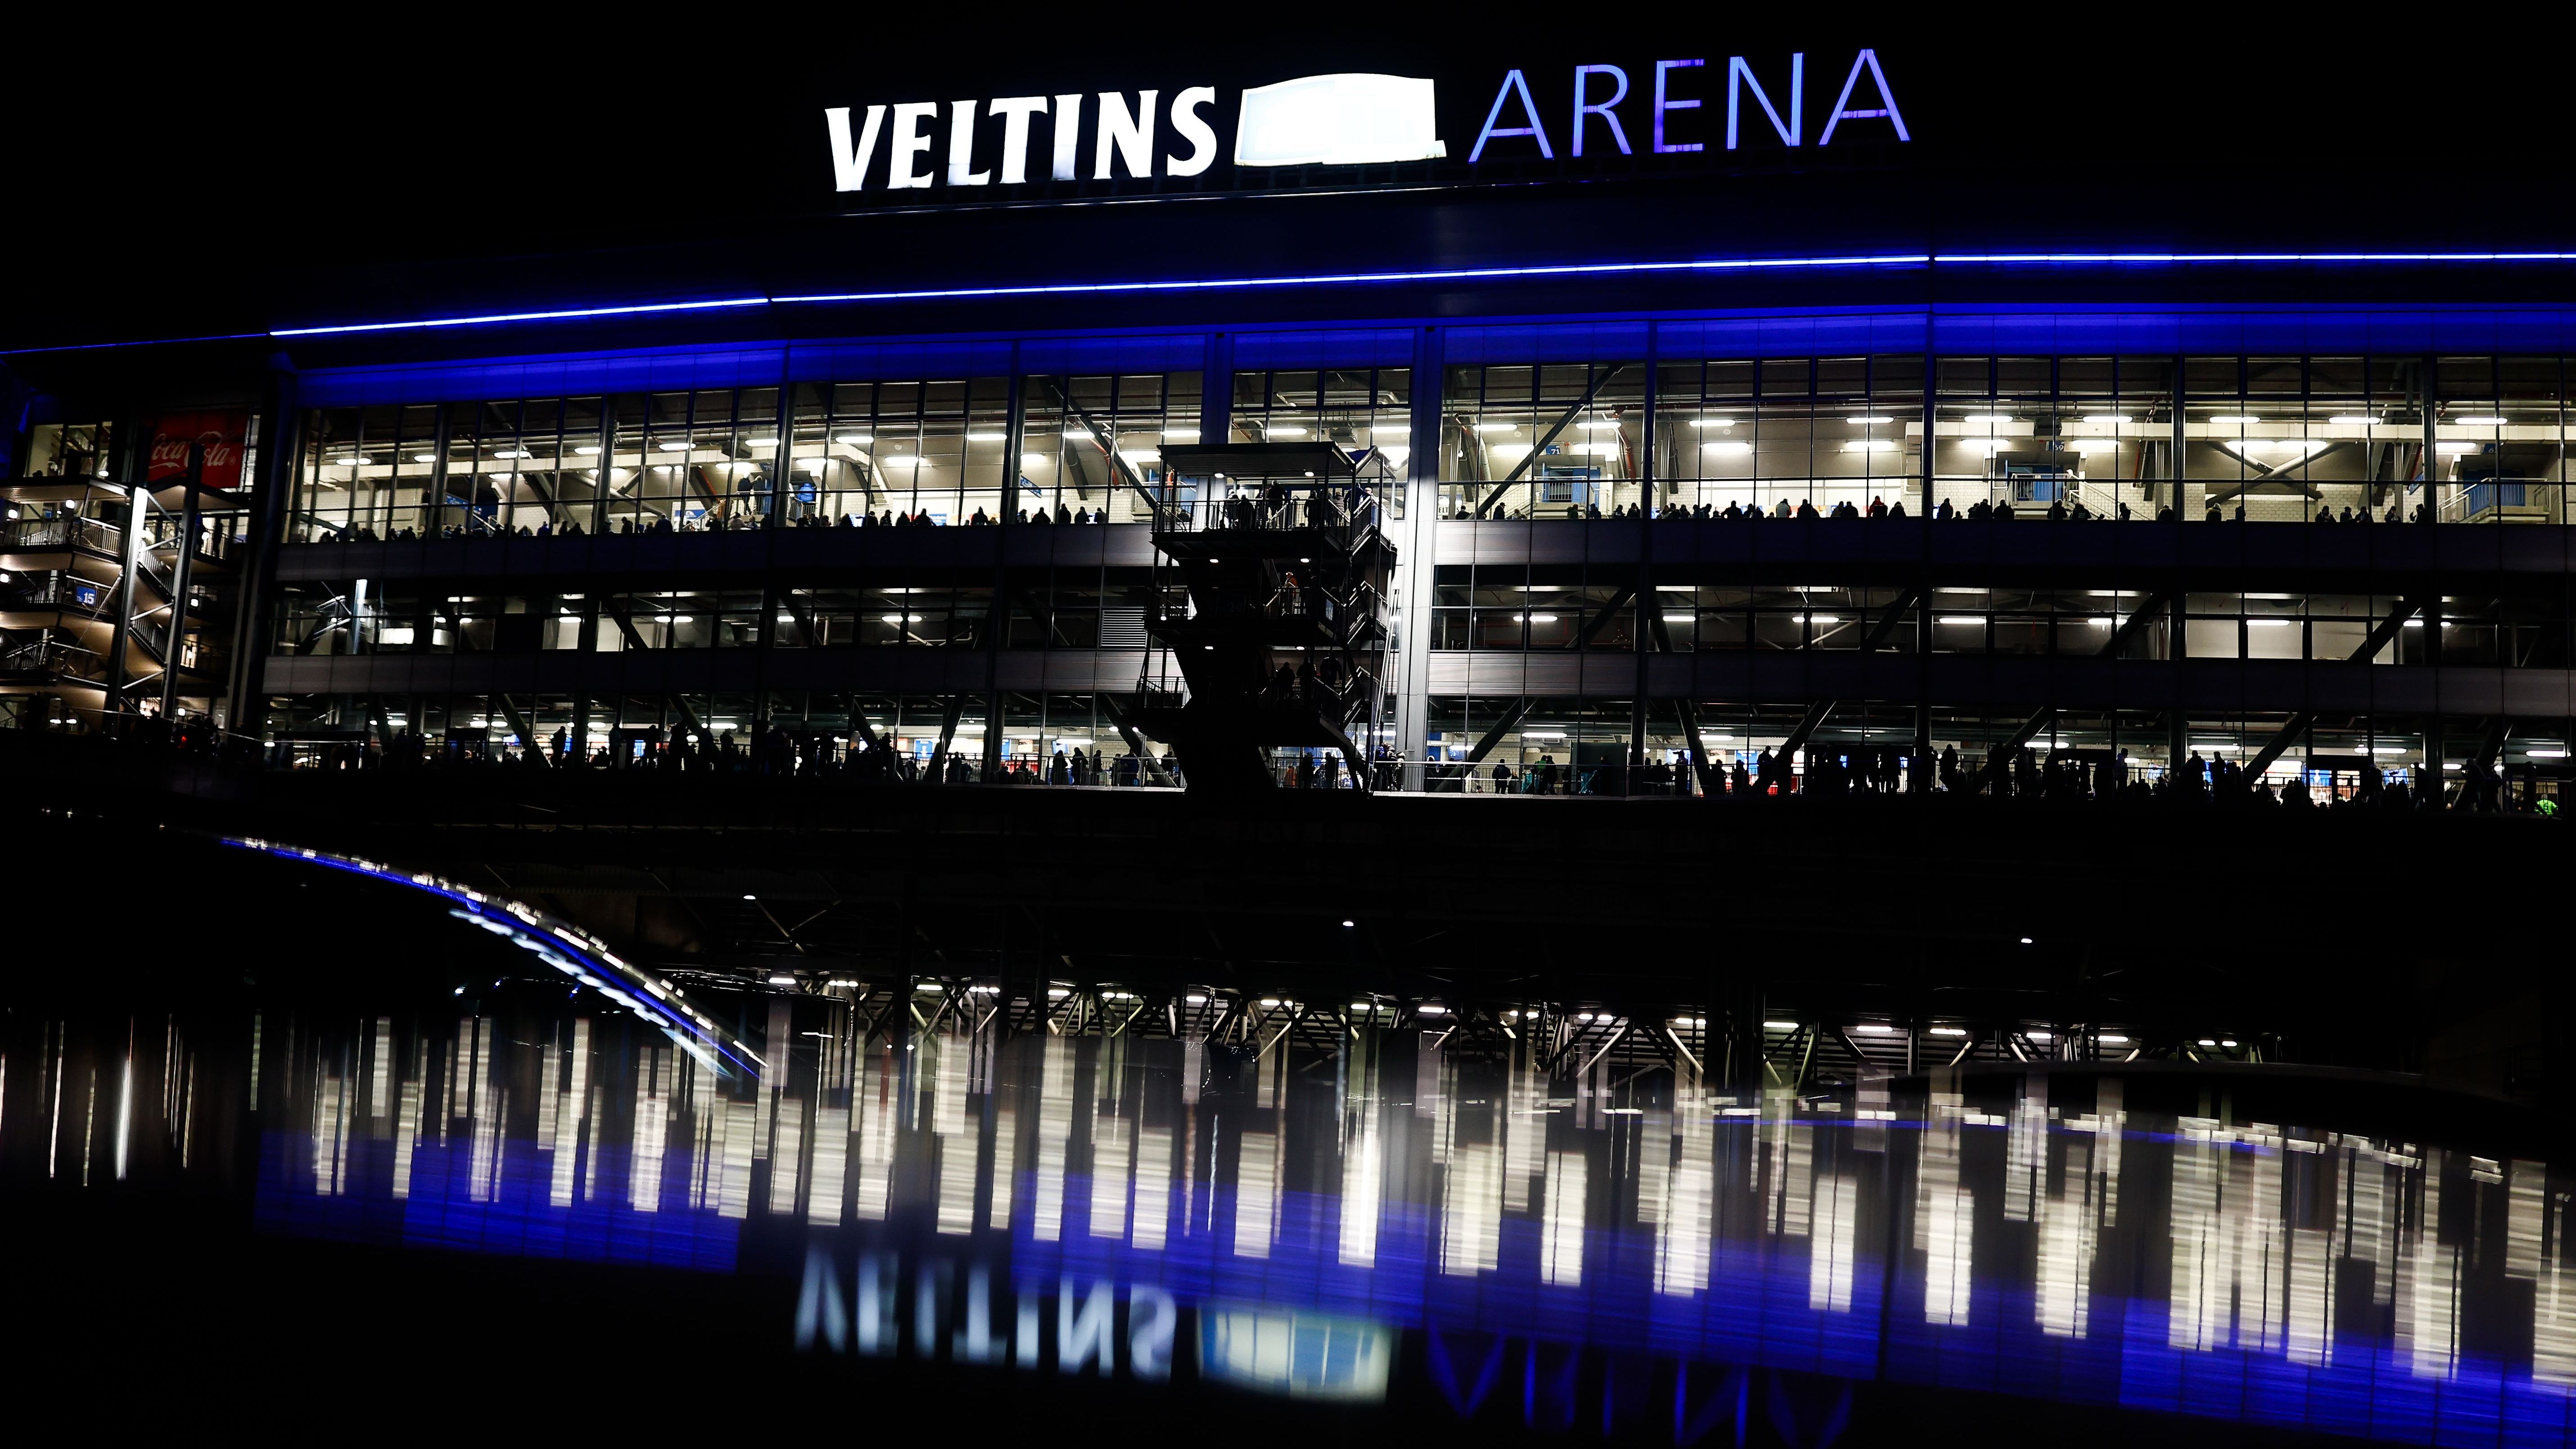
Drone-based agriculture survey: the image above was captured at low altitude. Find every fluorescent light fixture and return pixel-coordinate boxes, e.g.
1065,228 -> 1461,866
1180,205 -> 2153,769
2526,748 -> 2569,758
1701,440 -> 1752,456
2206,413 -> 2263,425
1808,615 -> 1842,624
2025,1030 -> 2054,1041
411,452 -> 435,462
1842,439 -> 1898,453
1852,1023 -> 1894,1034
573,445 -> 602,455
2098,1034 -> 2130,1045
2452,414 -> 2507,426
2082,413 -> 2131,425
1473,422 -> 1520,433
1849,415 -> 1894,425
2327,415 -> 2380,426
965,432 -> 1006,443
1234,72 -> 1445,166
2088,616 -> 2113,626
492,448 -> 532,458
1929,1027 -> 1968,1037
1960,438 -> 2006,454
1515,614 -> 1558,624
1957,412 -> 2016,426
1939,615 -> 1982,624
2247,618 -> 2295,627
1576,418 -> 1624,431
1261,424 -> 1309,436
767,976 -> 796,987
1163,427 -> 1200,442
2437,441 -> 2479,454
741,436 -> 778,447
835,433 -> 874,445
1414,1003 -> 1447,1016
655,439 -> 688,451
1688,417 -> 1736,428
1521,727 -> 1565,736
1763,1020 -> 1800,1030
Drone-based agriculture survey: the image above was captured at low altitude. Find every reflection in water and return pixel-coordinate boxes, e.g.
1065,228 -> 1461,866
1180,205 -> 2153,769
16,978 -> 2576,1443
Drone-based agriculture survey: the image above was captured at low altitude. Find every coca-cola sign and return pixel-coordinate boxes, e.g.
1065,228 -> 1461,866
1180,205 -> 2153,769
147,412 -> 249,490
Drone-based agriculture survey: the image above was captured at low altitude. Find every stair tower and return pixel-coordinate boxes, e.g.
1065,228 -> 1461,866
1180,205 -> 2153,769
1134,443 -> 1397,792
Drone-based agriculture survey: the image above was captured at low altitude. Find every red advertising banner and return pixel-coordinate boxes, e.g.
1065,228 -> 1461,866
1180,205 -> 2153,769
147,411 -> 250,491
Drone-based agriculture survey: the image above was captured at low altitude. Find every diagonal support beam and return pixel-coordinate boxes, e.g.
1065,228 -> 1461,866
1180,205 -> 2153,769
1476,364 -> 1634,518
1777,587 -> 1926,757
1971,706 -> 2060,790
1673,697 -> 1720,796
1573,583 -> 1637,649
2243,599 -> 2417,775
1047,381 -> 1165,525
1463,697 -> 1533,764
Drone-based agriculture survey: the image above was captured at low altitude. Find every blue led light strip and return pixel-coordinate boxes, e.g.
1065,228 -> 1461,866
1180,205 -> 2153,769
270,295 -> 772,337
18,250 -> 2576,353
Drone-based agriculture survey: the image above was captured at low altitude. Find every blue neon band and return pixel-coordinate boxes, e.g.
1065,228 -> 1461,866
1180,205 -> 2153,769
271,295 -> 772,337
18,250 -> 2576,353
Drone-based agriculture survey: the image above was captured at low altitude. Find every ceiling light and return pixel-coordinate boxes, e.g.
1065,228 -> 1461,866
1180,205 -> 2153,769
411,453 -> 436,462
1807,614 -> 1842,624
2437,442 -> 2479,454
1763,1020 -> 1800,1030
1849,415 -> 1893,425
573,445 -> 602,455
1929,1027 -> 1967,1037
835,433 -> 874,445
1939,615 -> 1982,624
1701,440 -> 1752,456
1262,424 -> 1309,437
740,436 -> 777,447
1577,418 -> 1624,431
2451,415 -> 2507,426
1163,428 -> 1200,442
966,432 -> 1006,442
2206,413 -> 2262,425
2527,748 -> 2570,759
2098,1034 -> 2130,1045
2326,415 -> 2379,427
1957,413 -> 2016,426
1687,417 -> 1735,428
656,440 -> 688,451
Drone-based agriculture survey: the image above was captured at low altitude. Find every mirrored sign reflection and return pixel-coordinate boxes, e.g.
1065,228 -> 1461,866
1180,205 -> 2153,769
205,994 -> 2576,1445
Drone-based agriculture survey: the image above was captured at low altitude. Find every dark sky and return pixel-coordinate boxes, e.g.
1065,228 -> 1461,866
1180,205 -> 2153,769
12,18 -> 2568,351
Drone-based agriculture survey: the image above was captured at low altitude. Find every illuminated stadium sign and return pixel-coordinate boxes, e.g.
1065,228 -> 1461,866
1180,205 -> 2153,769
822,50 -> 1908,196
